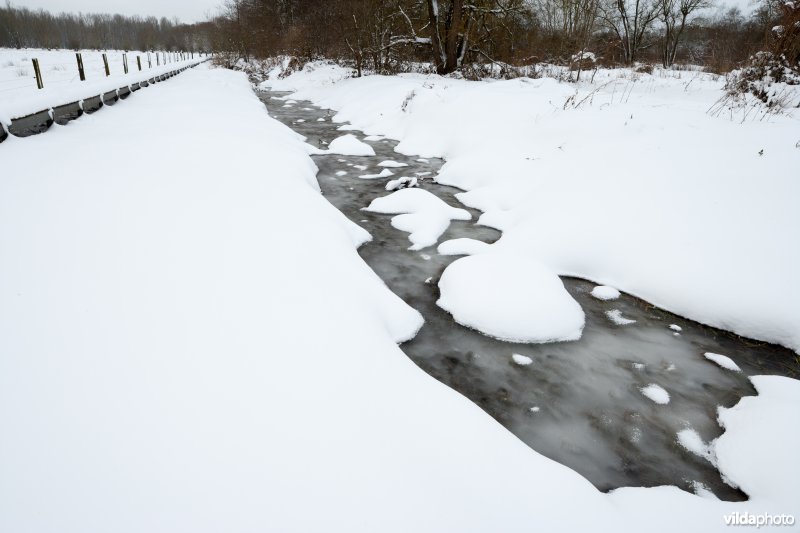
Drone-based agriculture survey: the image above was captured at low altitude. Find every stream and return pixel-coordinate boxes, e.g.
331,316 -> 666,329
259,90 -> 798,501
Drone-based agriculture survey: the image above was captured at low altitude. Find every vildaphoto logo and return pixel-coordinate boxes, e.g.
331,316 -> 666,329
724,512 -> 795,528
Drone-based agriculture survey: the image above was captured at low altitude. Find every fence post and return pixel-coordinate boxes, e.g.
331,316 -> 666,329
102,53 -> 110,76
137,56 -> 142,71
156,52 -> 160,66
76,52 -> 85,81
147,52 -> 151,68
123,53 -> 128,74
32,58 -> 43,89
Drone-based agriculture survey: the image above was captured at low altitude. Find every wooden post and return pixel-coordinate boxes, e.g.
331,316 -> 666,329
102,53 -> 110,76
137,56 -> 142,71
156,52 -> 160,66
76,52 -> 85,81
32,58 -> 43,89
147,52 -> 151,68
123,53 -> 128,74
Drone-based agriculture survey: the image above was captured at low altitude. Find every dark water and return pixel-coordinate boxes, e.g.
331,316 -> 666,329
258,91 -> 798,501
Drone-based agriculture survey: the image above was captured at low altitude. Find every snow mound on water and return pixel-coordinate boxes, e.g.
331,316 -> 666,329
511,354 -> 533,366
437,252 -> 585,343
326,134 -> 375,156
378,160 -> 409,168
363,189 -> 470,250
591,285 -> 620,300
641,384 -> 670,404
704,352 -> 742,372
359,169 -> 394,180
386,177 -> 418,191
437,238 -> 491,256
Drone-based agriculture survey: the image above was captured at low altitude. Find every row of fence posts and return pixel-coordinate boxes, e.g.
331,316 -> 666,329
30,50 -> 207,90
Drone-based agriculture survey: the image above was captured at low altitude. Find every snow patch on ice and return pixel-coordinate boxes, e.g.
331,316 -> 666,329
511,354 -> 533,366
606,309 -> 636,326
704,352 -> 742,372
641,384 -> 670,405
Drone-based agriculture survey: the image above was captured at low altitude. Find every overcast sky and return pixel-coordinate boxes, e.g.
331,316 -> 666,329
18,0 -> 758,25
18,0 -> 222,24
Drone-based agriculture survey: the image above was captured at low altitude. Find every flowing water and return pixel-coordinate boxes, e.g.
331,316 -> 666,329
259,91 -> 798,501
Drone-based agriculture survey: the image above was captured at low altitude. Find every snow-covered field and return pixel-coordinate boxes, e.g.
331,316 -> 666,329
263,62 -> 800,354
1,63 -> 798,531
0,48 -> 202,122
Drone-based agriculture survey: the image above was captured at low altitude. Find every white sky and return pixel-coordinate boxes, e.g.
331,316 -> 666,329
16,0 -> 223,24
16,0 -> 759,25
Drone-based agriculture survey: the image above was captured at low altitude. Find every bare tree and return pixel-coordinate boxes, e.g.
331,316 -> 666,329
600,0 -> 660,63
423,0 -> 527,74
658,0 -> 711,67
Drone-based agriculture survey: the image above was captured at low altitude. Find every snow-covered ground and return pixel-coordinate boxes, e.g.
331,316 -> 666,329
0,48 -> 203,122
1,63 -> 798,531
262,62 -> 800,355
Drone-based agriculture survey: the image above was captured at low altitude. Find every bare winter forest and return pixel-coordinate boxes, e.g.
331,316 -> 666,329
207,0 -> 798,76
2,0 -> 798,77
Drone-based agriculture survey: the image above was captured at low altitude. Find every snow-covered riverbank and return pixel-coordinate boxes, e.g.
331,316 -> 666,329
0,48 -> 202,123
263,62 -> 800,354
0,64 -> 797,532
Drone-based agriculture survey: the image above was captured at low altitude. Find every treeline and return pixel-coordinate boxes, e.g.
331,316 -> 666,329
0,3 -> 213,52
208,0 -> 790,74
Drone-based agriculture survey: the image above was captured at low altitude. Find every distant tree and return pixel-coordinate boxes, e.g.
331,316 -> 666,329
658,0 -> 711,67
600,0 -> 660,63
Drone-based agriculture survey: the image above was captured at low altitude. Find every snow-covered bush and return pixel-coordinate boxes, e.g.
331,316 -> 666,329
715,1 -> 800,114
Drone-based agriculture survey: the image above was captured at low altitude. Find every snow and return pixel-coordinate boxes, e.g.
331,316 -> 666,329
363,188 -> 471,250
1,61 -> 800,533
670,324 -> 683,332
264,63 -> 800,354
677,429 -> 713,462
378,160 -> 409,168
385,176 -> 419,190
437,253 -> 585,343
607,309 -> 637,325
512,354 -> 534,366
335,170 -> 347,176
714,376 -> 800,511
326,133 -> 376,156
437,237 -> 491,256
591,285 -> 621,300
359,168 -> 395,179
641,384 -> 671,404
0,48 -> 202,123
704,352 -> 742,372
